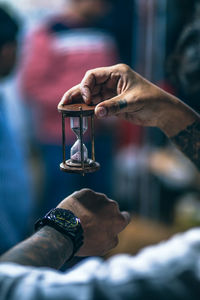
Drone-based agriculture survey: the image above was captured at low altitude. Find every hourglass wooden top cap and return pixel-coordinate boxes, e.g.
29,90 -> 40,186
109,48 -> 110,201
58,102 -> 95,117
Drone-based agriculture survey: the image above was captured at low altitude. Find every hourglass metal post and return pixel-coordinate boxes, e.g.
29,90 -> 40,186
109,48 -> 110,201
91,115 -> 95,161
62,113 -> 66,164
79,107 -> 84,172
58,102 -> 100,175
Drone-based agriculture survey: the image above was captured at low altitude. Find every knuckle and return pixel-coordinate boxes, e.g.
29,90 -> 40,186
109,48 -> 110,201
94,192 -> 109,202
85,70 -> 91,77
109,199 -> 118,205
109,200 -> 119,210
117,63 -> 129,72
108,100 -> 121,115
85,70 -> 94,80
97,192 -> 108,199
80,188 -> 94,195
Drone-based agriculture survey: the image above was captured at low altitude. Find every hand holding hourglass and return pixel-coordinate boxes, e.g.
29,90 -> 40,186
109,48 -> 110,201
60,64 -> 197,138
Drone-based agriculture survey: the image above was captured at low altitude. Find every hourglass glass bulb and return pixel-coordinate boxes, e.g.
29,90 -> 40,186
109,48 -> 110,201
71,139 -> 88,162
70,117 -> 88,138
70,116 -> 88,163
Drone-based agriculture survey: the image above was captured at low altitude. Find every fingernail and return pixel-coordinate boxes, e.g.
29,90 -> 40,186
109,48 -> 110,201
82,94 -> 87,102
96,107 -> 107,118
82,86 -> 89,94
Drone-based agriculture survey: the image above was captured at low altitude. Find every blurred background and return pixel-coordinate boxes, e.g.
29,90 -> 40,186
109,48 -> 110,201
0,0 -> 200,258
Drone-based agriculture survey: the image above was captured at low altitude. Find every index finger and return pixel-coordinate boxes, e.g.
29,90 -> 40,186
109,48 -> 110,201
80,67 -> 112,104
59,84 -> 81,106
118,211 -> 131,233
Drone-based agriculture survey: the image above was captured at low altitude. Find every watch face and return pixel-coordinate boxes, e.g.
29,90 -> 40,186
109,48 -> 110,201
49,209 -> 80,230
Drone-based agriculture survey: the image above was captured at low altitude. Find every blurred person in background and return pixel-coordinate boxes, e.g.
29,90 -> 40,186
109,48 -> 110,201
116,1 -> 200,227
152,2 -> 200,227
0,6 -> 33,254
169,3 -> 200,113
20,0 -> 118,214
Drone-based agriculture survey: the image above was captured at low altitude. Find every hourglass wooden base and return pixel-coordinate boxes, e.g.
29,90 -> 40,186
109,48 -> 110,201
58,102 -> 100,175
60,160 -> 100,174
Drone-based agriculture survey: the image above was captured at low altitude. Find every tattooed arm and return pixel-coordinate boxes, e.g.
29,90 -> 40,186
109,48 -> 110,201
60,64 -> 200,169
0,226 -> 73,268
0,189 -> 130,267
170,121 -> 200,170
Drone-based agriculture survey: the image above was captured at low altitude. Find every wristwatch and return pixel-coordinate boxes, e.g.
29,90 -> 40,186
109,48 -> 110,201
35,208 -> 84,260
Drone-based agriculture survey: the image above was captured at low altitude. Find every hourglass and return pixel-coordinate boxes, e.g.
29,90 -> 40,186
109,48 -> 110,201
58,102 -> 100,175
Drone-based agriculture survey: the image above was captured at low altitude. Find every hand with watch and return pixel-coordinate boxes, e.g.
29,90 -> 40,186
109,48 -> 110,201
35,208 -> 84,262
56,188 -> 130,257
0,189 -> 130,269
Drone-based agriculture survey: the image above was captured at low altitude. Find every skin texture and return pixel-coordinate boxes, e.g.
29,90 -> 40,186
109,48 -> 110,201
0,226 -> 73,269
171,121 -> 200,170
0,189 -> 130,268
60,64 -> 200,168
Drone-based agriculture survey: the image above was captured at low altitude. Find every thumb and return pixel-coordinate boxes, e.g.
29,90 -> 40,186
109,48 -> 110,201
117,211 -> 131,233
95,95 -> 128,118
121,211 -> 131,227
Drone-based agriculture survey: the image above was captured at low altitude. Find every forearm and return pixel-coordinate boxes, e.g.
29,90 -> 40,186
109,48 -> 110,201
158,90 -> 200,169
170,120 -> 200,170
158,90 -> 199,137
0,226 -> 73,269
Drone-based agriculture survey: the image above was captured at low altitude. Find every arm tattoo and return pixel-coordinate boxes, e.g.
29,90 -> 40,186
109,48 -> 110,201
0,226 -> 73,269
118,99 -> 128,110
171,121 -> 200,170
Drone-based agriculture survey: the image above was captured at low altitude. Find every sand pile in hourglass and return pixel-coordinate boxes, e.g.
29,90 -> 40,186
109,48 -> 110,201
70,117 -> 89,163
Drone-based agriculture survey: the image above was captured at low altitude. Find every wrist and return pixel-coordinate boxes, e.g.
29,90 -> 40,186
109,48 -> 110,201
0,226 -> 74,269
39,226 -> 74,262
157,91 -> 198,137
35,208 -> 84,261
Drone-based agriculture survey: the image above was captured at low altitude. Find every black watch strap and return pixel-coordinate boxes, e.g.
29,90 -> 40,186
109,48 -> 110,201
35,208 -> 84,261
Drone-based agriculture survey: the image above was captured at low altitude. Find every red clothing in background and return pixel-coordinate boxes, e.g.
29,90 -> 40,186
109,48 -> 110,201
21,16 -> 118,144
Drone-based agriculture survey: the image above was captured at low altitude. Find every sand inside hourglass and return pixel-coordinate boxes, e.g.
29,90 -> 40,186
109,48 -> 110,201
71,139 -> 88,162
70,117 -> 89,163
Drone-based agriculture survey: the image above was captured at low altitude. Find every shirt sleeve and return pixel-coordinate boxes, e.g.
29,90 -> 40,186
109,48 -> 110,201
1,228 -> 200,300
